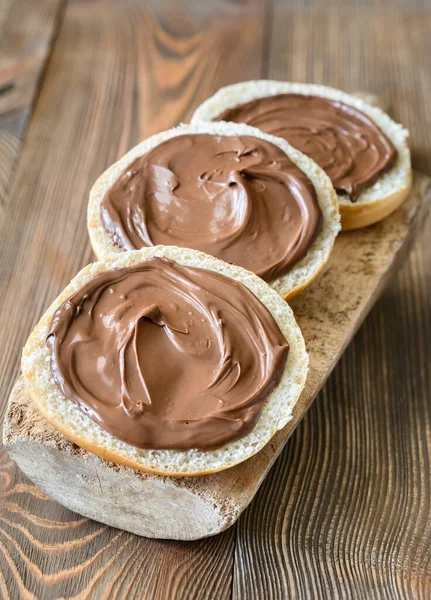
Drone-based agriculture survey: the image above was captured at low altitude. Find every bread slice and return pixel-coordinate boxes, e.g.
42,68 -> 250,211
191,81 -> 412,230
88,121 -> 340,301
21,245 -> 308,477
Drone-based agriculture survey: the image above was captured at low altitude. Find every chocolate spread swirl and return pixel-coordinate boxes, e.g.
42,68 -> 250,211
216,94 -> 397,201
46,258 -> 289,451
100,134 -> 322,282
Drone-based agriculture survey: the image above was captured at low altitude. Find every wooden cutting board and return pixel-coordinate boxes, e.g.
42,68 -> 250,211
4,171 -> 430,541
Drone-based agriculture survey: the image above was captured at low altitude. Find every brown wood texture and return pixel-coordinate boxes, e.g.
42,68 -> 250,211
0,0 -> 430,598
0,0 -> 65,212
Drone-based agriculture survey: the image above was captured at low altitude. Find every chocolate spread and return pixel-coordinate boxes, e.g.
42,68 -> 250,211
46,258 -> 289,451
101,134 -> 322,282
216,94 -> 397,201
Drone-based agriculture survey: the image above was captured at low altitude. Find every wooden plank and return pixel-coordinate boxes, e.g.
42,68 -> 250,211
0,0 -> 65,214
0,0 -> 269,597
4,170 -> 430,531
233,3 -> 431,598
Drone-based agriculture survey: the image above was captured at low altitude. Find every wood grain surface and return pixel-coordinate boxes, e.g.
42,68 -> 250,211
0,0 -> 430,598
0,0 -> 64,211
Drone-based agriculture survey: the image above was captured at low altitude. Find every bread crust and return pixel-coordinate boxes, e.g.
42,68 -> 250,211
339,174 -> 412,230
22,246 -> 309,476
88,121 -> 340,300
191,81 -> 412,231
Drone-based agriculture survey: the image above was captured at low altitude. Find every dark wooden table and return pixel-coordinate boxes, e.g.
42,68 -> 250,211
0,1 -> 430,598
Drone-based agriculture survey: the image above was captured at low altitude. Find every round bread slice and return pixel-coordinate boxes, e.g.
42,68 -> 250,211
191,81 -> 412,231
22,245 -> 308,476
88,121 -> 340,301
